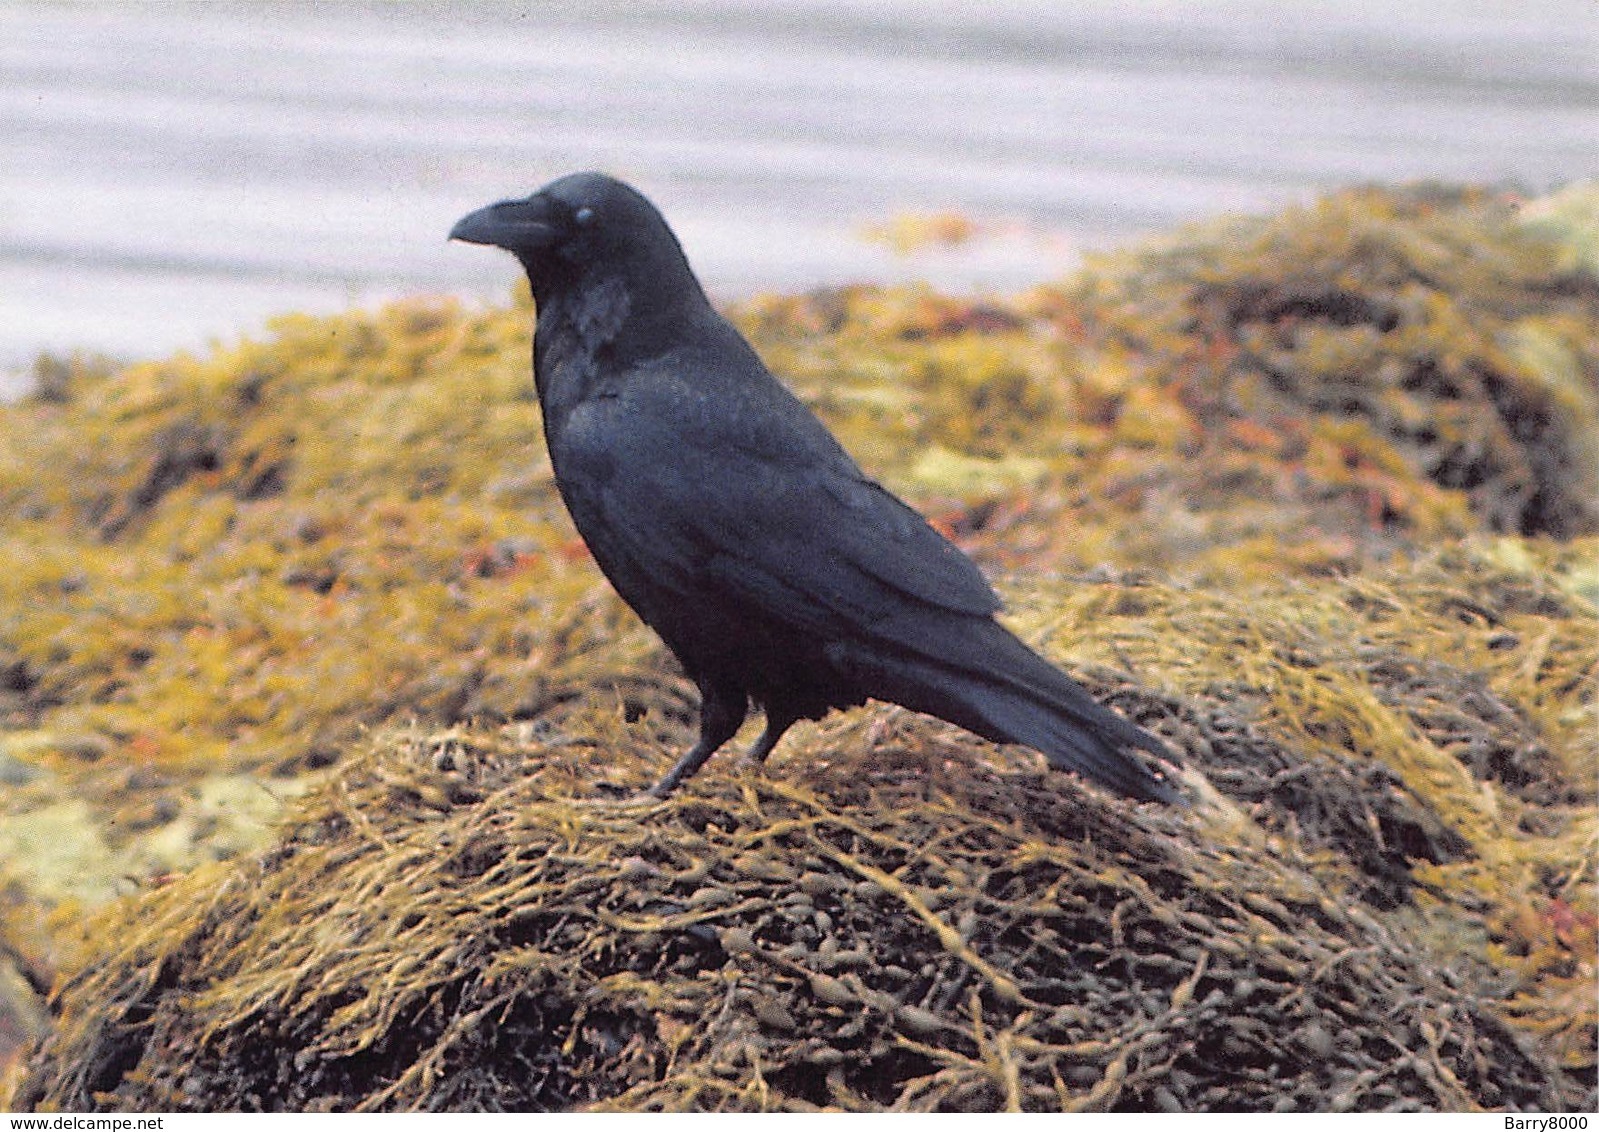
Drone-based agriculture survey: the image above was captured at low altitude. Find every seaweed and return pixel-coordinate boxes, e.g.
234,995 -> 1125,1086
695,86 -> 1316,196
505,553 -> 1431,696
15,538 -> 1598,1111
3,183 -> 1595,1110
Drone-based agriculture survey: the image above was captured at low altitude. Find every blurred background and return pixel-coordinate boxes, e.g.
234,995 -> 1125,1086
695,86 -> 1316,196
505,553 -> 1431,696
1,0 -> 1593,394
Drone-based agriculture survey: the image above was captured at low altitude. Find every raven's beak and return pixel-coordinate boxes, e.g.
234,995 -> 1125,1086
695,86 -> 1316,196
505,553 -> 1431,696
449,195 -> 560,251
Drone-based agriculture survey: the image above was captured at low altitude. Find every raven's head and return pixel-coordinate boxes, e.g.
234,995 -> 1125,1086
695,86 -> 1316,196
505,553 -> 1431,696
450,172 -> 700,307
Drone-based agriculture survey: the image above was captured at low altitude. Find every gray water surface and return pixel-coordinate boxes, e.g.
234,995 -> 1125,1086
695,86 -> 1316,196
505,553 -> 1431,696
1,1 -> 1594,395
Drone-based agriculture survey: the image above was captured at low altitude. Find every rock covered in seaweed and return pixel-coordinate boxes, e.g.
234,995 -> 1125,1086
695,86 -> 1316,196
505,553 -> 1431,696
15,541 -> 1597,1112
2,182 -> 1595,1109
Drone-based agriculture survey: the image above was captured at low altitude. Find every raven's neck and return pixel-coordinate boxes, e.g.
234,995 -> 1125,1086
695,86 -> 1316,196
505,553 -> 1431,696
530,265 -> 714,424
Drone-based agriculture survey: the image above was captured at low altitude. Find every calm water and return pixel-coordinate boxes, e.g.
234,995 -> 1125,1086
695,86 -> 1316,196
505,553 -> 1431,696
1,0 -> 1594,395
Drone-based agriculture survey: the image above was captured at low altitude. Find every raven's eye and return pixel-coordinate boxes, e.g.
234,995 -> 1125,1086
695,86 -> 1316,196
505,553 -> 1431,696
574,206 -> 595,226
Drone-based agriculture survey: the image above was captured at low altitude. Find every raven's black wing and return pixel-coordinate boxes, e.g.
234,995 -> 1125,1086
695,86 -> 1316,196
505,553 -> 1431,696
549,344 -> 1002,637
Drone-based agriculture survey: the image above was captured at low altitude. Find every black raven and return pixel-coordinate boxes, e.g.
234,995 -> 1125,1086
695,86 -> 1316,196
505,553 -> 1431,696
450,172 -> 1178,802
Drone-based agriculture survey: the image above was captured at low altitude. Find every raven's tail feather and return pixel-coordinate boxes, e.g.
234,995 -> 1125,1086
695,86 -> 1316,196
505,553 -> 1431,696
832,624 -> 1180,803
952,675 -> 1179,802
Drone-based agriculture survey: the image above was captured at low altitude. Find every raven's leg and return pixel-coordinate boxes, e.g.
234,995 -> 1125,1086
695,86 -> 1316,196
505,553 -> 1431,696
648,683 -> 746,797
743,706 -> 799,765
